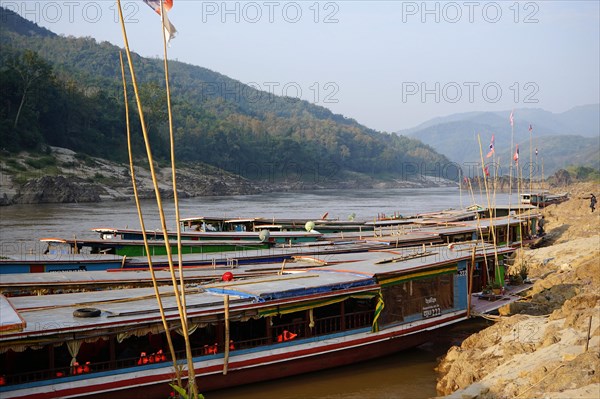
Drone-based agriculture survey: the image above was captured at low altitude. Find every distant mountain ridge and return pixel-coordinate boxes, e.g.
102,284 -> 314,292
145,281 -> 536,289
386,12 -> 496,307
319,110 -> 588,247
397,105 -> 600,175
400,105 -> 599,138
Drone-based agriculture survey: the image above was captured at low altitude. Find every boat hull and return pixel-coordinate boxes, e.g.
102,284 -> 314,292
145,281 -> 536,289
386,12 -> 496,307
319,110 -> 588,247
1,312 -> 466,399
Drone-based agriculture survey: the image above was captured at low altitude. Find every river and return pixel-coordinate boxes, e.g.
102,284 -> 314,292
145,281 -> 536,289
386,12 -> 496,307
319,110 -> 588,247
0,187 -> 507,398
0,187 -> 513,256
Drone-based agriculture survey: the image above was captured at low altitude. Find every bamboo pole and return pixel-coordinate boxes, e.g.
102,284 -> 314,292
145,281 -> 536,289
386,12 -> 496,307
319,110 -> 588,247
459,167 -> 463,209
279,259 -> 287,275
157,2 -> 197,394
119,51 -> 181,385
159,0 -> 187,315
477,134 -> 499,283
223,294 -> 230,375
115,0 -> 193,392
467,246 -> 476,317
529,126 -> 533,196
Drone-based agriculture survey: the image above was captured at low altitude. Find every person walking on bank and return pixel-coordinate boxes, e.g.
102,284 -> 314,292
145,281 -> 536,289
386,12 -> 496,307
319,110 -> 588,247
538,215 -> 546,236
591,194 -> 597,213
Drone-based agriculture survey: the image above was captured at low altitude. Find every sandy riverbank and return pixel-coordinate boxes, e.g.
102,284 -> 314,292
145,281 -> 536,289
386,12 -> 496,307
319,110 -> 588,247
436,182 -> 600,398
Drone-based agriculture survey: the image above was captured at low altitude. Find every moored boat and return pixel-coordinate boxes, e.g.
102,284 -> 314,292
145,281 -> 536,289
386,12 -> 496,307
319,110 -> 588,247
0,243 -> 517,398
92,227 -> 322,244
520,192 -> 568,208
41,237 -> 271,257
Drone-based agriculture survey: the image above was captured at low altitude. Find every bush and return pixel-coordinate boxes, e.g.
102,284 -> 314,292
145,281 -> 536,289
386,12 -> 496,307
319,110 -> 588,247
25,156 -> 56,169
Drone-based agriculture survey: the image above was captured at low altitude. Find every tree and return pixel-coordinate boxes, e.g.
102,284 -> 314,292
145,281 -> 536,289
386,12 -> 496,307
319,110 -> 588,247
10,50 -> 52,129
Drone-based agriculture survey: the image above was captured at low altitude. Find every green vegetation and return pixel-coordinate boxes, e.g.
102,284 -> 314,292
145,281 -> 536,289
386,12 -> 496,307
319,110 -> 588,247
24,155 -> 56,169
548,166 -> 600,186
566,166 -> 600,182
0,8 -> 449,182
4,159 -> 26,171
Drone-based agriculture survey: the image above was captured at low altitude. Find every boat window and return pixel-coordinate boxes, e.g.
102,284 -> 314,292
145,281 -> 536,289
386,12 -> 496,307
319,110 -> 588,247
379,274 -> 454,326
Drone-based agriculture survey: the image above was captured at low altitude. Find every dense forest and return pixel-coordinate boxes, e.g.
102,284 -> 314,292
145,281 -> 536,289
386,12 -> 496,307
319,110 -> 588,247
0,8 -> 450,182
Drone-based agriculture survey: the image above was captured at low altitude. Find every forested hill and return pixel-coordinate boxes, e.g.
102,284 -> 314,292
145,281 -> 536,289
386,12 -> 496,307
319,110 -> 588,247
0,8 -> 449,182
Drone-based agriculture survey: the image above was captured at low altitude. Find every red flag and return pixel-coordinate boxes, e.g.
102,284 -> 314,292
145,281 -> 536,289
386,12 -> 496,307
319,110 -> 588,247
510,111 -> 514,127
484,166 -> 490,177
529,124 -> 533,132
513,144 -> 519,164
486,135 -> 495,158
144,0 -> 177,41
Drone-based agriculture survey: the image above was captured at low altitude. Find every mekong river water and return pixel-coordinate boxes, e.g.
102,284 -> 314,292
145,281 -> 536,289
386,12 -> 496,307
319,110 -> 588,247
0,187 -> 509,398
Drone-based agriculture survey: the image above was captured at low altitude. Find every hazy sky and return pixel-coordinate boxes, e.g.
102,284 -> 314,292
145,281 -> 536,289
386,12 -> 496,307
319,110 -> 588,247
3,1 -> 599,132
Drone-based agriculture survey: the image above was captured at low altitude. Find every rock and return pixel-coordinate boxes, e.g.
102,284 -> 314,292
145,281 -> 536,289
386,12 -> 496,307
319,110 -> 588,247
13,176 -> 102,204
560,263 -> 573,272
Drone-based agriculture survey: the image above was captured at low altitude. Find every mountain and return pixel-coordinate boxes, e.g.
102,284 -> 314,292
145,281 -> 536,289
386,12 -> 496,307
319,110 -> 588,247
398,105 -> 600,175
0,8 -> 449,184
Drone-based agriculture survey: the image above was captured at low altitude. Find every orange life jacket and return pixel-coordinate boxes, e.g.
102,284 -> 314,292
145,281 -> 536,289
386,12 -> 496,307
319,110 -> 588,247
277,330 -> 298,342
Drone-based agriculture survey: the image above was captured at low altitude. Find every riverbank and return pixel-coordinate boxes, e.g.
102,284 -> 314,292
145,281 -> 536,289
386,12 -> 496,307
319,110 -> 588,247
436,182 -> 600,399
0,147 -> 455,206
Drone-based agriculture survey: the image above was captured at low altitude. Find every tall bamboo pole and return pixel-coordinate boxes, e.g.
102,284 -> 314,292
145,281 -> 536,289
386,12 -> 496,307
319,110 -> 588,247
115,1 -> 195,395
159,0 -> 187,313
467,163 -> 489,283
529,125 -> 533,195
477,134 -> 499,281
157,3 -> 197,394
119,52 -> 181,385
507,111 -> 515,245
467,246 -> 476,317
223,295 -> 230,375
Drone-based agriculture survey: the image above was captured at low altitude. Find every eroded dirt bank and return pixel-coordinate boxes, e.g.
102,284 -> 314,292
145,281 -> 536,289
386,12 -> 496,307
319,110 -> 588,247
436,182 -> 600,399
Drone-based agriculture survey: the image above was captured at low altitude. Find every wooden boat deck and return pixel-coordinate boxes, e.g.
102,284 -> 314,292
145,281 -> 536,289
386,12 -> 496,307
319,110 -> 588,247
470,283 -> 533,315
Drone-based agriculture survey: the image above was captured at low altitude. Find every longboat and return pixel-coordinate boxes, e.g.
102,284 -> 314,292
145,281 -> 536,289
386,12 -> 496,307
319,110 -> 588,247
0,238 -> 394,275
520,192 -> 568,208
92,226 -> 322,244
41,237 -> 270,257
0,253 -> 124,275
181,216 -> 376,234
0,243 -> 518,398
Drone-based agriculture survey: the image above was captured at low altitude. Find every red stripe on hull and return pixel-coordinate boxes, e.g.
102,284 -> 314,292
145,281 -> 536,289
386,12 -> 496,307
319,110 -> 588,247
6,314 -> 466,399
86,316 -> 464,399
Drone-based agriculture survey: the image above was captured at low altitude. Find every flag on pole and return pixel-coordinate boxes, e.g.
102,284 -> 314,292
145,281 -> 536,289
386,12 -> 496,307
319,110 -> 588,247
484,165 -> 490,177
510,111 -> 514,127
144,0 -> 177,41
529,124 -> 533,133
486,134 -> 495,158
514,144 -> 519,164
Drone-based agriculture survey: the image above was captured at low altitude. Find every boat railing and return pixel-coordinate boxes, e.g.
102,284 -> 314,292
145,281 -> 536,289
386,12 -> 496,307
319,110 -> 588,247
1,311 -> 375,387
1,354 -> 154,386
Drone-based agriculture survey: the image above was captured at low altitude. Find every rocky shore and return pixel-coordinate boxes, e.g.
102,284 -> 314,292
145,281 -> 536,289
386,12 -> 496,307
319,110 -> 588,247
0,147 -> 455,206
436,182 -> 600,399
